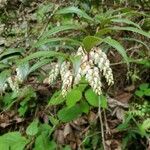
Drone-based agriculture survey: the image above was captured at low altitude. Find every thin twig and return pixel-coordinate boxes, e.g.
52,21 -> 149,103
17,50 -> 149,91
104,109 -> 111,135
98,96 -> 106,150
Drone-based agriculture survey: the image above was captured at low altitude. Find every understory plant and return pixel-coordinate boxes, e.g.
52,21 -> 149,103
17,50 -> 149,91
0,1 -> 150,149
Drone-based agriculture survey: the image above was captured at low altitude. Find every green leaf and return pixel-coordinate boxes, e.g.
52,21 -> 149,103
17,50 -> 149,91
79,101 -> 90,114
0,63 -> 9,70
103,37 -> 129,64
139,83 -> 149,90
83,36 -> 102,51
99,95 -> 108,109
63,145 -> 72,150
26,119 -> 39,136
19,51 -> 67,65
49,91 -> 65,105
95,28 -> 112,37
34,134 -> 56,150
49,116 -> 59,126
77,83 -> 88,92
0,132 -> 28,150
42,25 -> 83,39
85,89 -> 99,107
66,89 -> 82,107
135,90 -> 144,98
117,115 -> 132,131
136,59 -> 150,68
0,48 -> 23,61
56,6 -> 93,21
144,89 -> 150,96
141,118 -> 150,131
34,38 -> 81,48
38,124 -> 52,135
0,138 -> 9,150
57,105 -> 82,122
29,59 -> 51,73
110,26 -> 150,38
111,18 -> 141,29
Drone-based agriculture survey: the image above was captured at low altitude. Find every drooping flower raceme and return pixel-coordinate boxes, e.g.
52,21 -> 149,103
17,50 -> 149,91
74,46 -> 114,95
85,67 -> 102,95
43,46 -> 113,97
48,63 -> 60,84
89,47 -> 114,86
60,61 -> 73,97
7,77 -> 19,92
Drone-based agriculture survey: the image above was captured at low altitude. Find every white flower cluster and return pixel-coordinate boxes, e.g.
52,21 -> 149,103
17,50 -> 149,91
74,46 -> 114,95
7,77 -> 19,93
60,61 -> 73,97
48,63 -> 60,84
45,61 -> 73,97
16,68 -> 24,83
90,47 -> 114,86
45,46 -> 114,97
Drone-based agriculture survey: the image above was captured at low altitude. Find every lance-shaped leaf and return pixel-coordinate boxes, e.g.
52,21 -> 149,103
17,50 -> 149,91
56,6 -> 93,21
18,51 -> 68,65
109,26 -> 150,38
102,37 -> 129,65
42,24 -> 84,39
